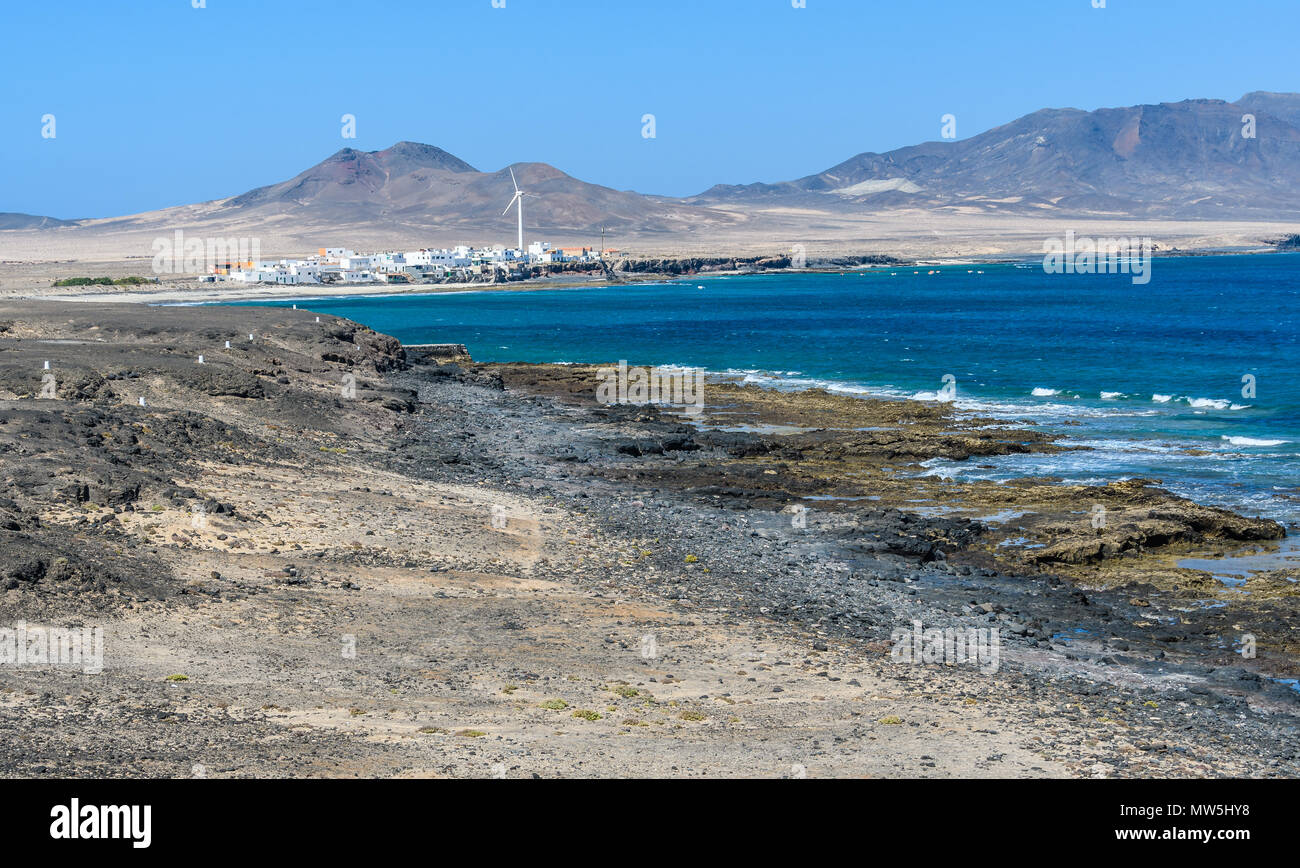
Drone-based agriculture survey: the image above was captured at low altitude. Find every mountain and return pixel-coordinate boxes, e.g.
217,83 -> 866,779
76,141 -> 740,246
224,142 -> 479,212
0,213 -> 79,230
692,95 -> 1300,218
1236,91 -> 1300,130
6,94 -> 1300,260
0,140 -> 757,259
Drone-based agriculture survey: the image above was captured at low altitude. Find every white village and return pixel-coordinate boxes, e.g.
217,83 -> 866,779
206,170 -> 607,286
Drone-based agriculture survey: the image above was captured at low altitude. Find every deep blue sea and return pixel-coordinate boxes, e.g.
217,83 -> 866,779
227,253 -> 1300,527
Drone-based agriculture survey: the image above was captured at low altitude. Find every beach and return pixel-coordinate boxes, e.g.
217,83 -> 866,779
0,300 -> 1295,777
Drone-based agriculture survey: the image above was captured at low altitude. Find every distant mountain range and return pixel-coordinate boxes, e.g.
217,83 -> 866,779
692,93 -> 1300,218
8,92 -> 1300,248
19,141 -> 742,248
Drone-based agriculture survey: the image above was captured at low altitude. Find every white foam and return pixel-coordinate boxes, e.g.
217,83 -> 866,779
1100,391 -> 1123,400
1222,436 -> 1287,447
713,370 -> 1248,428
1188,397 -> 1231,409
1062,438 -> 1184,455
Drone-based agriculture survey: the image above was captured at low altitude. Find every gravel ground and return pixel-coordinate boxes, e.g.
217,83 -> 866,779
0,301 -> 1295,778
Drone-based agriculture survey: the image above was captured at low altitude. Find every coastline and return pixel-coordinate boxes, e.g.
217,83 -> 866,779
207,255 -> 1300,536
5,244 -> 1297,306
1,301 -> 1294,776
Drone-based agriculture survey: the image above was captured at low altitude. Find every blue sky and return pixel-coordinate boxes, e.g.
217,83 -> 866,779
3,0 -> 1296,218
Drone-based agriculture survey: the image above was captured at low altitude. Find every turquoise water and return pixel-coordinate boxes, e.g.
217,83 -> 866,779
227,254 -> 1300,526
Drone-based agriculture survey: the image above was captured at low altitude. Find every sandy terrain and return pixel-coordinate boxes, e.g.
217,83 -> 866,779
2,209 -> 1297,303
0,302 -> 1294,778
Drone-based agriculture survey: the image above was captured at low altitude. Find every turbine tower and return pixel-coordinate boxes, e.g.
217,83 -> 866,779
502,168 -> 525,253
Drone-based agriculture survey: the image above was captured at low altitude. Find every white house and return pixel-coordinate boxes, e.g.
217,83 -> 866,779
405,249 -> 451,268
372,252 -> 407,274
288,262 -> 321,283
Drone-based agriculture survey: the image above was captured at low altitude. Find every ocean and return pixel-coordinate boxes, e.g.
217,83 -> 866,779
228,253 -> 1300,527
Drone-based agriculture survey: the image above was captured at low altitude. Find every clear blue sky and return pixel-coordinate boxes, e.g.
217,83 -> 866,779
3,0 -> 1296,218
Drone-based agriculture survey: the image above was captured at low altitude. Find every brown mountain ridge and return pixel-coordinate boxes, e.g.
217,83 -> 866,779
7,93 -> 1300,256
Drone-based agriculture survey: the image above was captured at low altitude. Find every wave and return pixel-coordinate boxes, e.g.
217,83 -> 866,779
711,370 -> 1267,435
1060,438 -> 1185,455
1147,394 -> 1248,410
721,369 -> 1168,420
1222,436 -> 1288,447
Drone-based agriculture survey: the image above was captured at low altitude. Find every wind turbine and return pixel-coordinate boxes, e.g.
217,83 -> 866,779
502,168 -> 526,253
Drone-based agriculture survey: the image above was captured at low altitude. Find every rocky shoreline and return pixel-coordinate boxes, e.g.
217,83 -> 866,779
488,364 -> 1298,684
0,302 -> 1295,777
